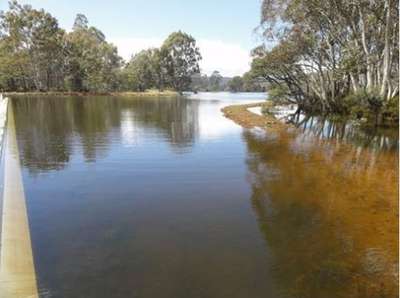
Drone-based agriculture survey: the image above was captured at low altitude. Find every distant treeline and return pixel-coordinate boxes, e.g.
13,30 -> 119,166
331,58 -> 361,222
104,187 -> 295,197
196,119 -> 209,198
0,1 -> 203,93
190,71 -> 265,93
249,0 -> 399,124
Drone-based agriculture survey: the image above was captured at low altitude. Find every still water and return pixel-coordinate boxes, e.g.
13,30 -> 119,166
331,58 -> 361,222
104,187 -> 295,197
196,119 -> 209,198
11,93 -> 398,298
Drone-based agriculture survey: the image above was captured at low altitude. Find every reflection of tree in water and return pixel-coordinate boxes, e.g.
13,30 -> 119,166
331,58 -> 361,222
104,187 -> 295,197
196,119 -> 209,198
72,97 -> 122,162
13,95 -> 199,174
243,129 -> 398,298
289,114 -> 398,152
120,96 -> 199,150
13,97 -> 74,173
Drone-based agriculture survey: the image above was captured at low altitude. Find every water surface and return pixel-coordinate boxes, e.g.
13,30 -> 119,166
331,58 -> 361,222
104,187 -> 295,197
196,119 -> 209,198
12,93 -> 398,298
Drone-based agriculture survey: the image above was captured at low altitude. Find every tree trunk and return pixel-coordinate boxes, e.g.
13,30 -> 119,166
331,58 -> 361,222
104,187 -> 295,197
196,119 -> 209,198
350,73 -> 359,92
360,9 -> 373,90
380,0 -> 392,100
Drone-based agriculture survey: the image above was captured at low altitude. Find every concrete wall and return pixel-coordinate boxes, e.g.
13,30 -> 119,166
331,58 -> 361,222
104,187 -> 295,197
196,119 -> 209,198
0,95 -> 9,153
0,96 -> 38,297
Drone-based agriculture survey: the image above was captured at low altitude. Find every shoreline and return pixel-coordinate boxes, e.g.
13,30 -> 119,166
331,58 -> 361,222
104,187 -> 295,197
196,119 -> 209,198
221,102 -> 288,130
4,90 -> 179,97
222,102 -> 398,130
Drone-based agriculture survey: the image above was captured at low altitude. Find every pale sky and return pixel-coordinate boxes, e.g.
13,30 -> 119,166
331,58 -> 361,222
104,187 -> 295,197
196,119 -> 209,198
0,0 -> 264,77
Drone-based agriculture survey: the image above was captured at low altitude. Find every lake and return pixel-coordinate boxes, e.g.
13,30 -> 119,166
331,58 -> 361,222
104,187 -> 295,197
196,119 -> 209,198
10,93 -> 398,298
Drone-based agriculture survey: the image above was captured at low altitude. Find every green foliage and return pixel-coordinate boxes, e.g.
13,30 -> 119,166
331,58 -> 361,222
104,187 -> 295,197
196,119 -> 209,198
0,37 -> 30,91
189,73 -> 210,91
0,0 -> 67,91
123,49 -> 158,91
0,2 -> 202,93
267,85 -> 291,104
228,76 -> 244,92
209,71 -> 223,91
343,90 -> 398,125
227,74 -> 266,92
382,96 -> 399,122
342,89 -> 385,121
159,31 -> 201,92
65,15 -> 122,92
254,0 -> 399,124
242,72 -> 266,92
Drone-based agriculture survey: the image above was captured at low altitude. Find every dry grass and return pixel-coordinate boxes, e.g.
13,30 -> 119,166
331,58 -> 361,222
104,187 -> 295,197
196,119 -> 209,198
221,102 -> 287,130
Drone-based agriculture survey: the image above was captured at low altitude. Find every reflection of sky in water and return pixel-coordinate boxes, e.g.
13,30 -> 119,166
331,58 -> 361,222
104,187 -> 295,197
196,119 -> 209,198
186,91 -> 267,102
119,92 -> 267,145
189,92 -> 266,141
120,110 -> 139,147
197,101 -> 247,140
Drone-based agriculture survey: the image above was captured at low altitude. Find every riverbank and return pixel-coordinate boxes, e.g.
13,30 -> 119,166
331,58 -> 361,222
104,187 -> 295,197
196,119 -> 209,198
4,90 -> 178,97
221,102 -> 287,130
222,101 -> 399,132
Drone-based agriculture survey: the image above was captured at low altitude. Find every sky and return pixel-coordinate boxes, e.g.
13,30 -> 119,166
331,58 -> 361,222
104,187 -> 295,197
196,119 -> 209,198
0,0 -> 264,77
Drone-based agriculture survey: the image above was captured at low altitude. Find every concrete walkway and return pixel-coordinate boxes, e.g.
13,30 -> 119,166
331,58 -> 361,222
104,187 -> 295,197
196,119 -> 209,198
0,101 -> 38,298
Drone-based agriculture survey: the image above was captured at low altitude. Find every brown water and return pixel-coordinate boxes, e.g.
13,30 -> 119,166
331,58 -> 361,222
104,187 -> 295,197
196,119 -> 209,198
10,93 -> 398,298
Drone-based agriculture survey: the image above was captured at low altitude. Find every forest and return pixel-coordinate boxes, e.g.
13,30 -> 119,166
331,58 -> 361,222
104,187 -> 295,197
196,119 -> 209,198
0,1 -> 264,94
0,1 -> 202,93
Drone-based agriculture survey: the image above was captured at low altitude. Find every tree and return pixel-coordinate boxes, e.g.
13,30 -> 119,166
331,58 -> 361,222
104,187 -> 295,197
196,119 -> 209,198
0,0 -> 66,91
228,76 -> 243,92
73,13 -> 88,30
0,2 -> 204,94
159,31 -> 201,92
124,49 -> 158,91
65,14 -> 122,92
253,0 -> 399,118
209,70 -> 223,91
242,72 -> 265,92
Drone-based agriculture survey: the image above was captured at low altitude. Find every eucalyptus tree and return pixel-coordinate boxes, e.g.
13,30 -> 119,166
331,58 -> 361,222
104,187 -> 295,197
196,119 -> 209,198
124,49 -> 158,91
228,76 -> 244,92
209,70 -> 223,91
254,0 -> 399,116
65,14 -> 122,92
0,0 -> 66,91
159,31 -> 202,92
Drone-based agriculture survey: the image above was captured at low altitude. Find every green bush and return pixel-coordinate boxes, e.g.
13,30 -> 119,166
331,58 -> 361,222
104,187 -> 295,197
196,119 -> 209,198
342,89 -> 383,119
267,85 -> 291,104
382,95 -> 399,123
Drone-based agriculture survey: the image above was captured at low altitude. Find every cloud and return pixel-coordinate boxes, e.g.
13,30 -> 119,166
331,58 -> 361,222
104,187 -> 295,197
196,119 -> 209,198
197,39 -> 251,77
109,37 -> 251,77
109,37 -> 163,60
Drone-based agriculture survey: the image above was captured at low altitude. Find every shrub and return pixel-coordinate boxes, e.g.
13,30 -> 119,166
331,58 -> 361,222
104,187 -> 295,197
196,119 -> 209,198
267,85 -> 291,104
342,89 -> 383,119
382,95 -> 399,123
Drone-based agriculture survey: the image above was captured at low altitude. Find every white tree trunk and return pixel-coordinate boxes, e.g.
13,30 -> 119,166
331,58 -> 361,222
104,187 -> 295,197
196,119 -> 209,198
360,9 -> 373,90
380,0 -> 392,100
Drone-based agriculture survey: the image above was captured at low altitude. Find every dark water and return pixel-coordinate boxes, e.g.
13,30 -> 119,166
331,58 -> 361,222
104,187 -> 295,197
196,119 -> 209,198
12,93 -> 398,298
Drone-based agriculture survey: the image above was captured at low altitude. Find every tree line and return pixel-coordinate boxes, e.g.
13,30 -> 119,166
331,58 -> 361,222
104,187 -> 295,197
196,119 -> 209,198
249,0 -> 399,123
191,71 -> 265,92
0,1 -> 201,93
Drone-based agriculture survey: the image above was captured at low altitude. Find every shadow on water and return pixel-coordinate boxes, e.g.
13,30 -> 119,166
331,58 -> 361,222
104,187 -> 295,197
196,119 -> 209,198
243,125 -> 398,298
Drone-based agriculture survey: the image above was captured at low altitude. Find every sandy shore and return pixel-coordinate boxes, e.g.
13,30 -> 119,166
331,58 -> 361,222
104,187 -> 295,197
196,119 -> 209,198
221,102 -> 287,130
